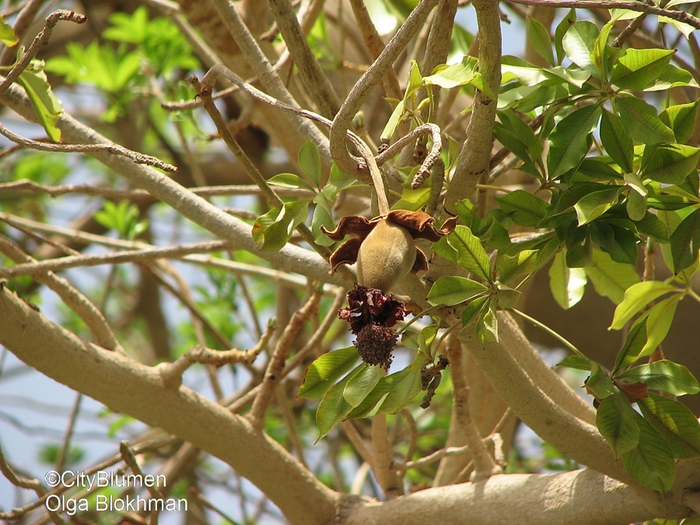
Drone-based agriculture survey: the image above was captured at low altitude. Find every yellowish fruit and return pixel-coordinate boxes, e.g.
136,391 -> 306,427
356,219 -> 416,291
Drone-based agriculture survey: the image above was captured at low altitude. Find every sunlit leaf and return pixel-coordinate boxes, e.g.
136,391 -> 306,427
549,249 -> 587,309
616,96 -> 675,145
445,226 -> 491,282
641,143 -> 700,185
617,360 -> 700,397
639,393 -> 700,458
298,140 -> 321,188
299,347 -> 360,400
18,68 -> 63,142
427,276 -> 489,306
548,104 -> 601,179
584,249 -> 640,305
610,281 -> 678,330
495,190 -> 548,227
610,48 -> 675,90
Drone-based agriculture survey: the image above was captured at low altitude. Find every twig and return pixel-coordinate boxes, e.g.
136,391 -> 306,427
0,239 -> 234,278
348,0 -> 403,101
224,287 -> 345,413
0,236 -> 126,353
446,334 -> 502,481
199,64 -> 389,215
507,0 -> 700,29
268,0 -> 340,118
0,10 -> 87,96
190,74 -> 332,258
375,123 -> 443,188
329,0 -> 440,178
0,124 -> 177,172
55,393 -> 82,472
247,291 -> 322,430
0,0 -> 44,66
0,435 -> 177,520
206,0 -> 332,161
158,319 -> 277,389
0,179 -> 319,202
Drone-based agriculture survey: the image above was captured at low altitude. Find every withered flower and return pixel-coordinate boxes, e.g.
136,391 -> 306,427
322,210 -> 457,292
338,284 -> 408,370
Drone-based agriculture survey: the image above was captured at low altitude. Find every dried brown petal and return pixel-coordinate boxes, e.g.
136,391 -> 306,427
328,237 -> 363,275
321,215 -> 378,241
338,284 -> 408,334
411,248 -> 429,274
386,210 -> 458,242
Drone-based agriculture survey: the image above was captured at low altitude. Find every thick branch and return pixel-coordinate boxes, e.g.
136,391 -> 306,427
340,469 -> 688,525
0,285 -> 338,525
444,0 -> 501,212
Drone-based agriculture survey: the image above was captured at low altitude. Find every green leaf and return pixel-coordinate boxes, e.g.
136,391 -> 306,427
639,393 -> 700,458
548,104 -> 601,179
498,250 -> 538,284
554,10 -> 576,64
252,200 -> 310,252
298,347 -> 360,400
298,140 -> 322,188
617,360 -> 700,397
670,208 -> 700,273
615,96 -> 675,145
476,303 -> 499,344
268,173 -> 315,191
610,281 -> 678,330
636,294 -> 682,357
343,365 -> 383,407
424,56 -> 478,89
495,190 -> 548,227
557,355 -> 592,371
660,100 -> 699,144
585,362 -> 615,400
549,249 -> 587,309
316,364 -> 366,439
613,320 -> 648,372
611,48 -> 675,90
381,98 -> 406,141
527,17 -> 554,66
574,187 -> 621,225
597,388 -> 640,457
584,249 -> 640,305
379,361 -> 423,414
600,109 -> 633,174
592,19 -> 613,80
561,21 -> 598,74
392,186 -> 430,211
621,413 -> 675,494
427,276 -> 489,306
0,16 -> 18,46
461,296 -> 489,327
446,226 -> 492,282
18,68 -> 63,142
626,190 -> 647,222
641,144 -> 700,185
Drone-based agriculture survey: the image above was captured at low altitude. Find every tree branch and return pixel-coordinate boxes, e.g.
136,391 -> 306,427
0,284 -> 338,525
507,0 -> 700,30
0,81 -> 345,287
443,0 -> 502,213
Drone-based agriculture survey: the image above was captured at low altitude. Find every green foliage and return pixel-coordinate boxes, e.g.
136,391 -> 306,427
38,443 -> 85,467
94,200 -> 148,240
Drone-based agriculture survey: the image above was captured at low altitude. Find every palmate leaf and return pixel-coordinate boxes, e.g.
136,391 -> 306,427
426,276 -> 489,306
610,48 -> 675,90
616,360 -> 700,397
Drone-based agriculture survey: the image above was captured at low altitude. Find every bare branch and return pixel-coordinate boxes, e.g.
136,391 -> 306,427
248,291 -> 322,429
506,0 -> 700,29
0,124 -> 177,172
158,319 -> 277,389
0,236 -> 125,354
